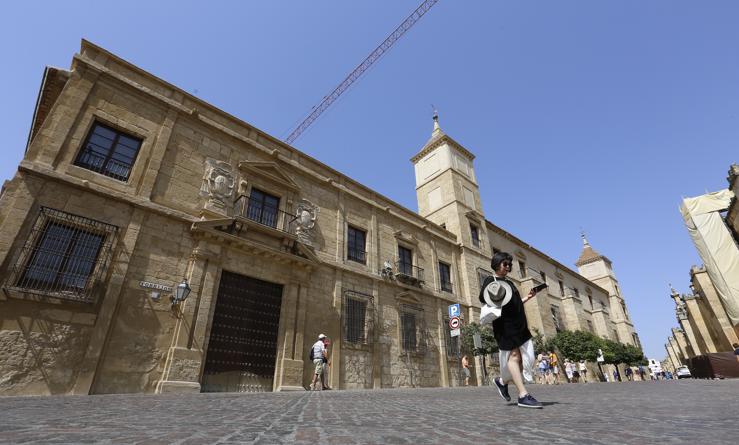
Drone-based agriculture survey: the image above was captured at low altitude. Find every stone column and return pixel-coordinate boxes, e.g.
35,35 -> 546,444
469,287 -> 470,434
274,278 -> 309,391
155,242 -> 222,393
684,296 -> 718,353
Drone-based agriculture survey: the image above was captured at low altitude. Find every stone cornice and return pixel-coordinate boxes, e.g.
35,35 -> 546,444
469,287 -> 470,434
410,133 -> 476,164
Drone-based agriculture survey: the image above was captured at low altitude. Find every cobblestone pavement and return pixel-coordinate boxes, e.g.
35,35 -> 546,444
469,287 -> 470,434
1,379 -> 736,444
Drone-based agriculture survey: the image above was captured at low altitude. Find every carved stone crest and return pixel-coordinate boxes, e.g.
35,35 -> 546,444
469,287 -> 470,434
294,199 -> 319,246
200,158 -> 234,216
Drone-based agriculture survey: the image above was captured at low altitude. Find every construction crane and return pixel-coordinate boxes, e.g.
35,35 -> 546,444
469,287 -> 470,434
284,0 -> 439,145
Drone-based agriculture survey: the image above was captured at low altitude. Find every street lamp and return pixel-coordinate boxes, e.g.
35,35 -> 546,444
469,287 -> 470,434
171,278 -> 191,307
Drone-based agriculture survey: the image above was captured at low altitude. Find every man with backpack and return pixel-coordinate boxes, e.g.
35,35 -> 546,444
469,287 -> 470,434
310,334 -> 328,391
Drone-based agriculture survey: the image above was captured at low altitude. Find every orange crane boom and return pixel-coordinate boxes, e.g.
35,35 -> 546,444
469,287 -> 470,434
284,0 -> 439,145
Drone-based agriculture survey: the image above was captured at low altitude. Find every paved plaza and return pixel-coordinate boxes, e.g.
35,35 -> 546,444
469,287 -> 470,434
1,379 -> 736,444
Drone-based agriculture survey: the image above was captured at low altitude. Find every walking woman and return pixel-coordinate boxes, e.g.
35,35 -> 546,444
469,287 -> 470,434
480,251 -> 544,408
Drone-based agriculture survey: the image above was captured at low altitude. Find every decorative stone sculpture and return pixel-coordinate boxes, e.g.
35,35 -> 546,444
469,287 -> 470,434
200,159 -> 234,216
294,199 -> 319,246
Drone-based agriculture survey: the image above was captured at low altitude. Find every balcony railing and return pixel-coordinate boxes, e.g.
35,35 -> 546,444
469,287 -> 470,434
440,280 -> 453,293
75,149 -> 133,181
347,247 -> 366,264
395,261 -> 424,284
234,195 -> 296,235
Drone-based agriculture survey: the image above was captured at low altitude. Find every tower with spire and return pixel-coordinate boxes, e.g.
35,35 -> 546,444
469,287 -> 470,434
575,232 -> 638,346
411,113 -> 485,242
411,113 -> 489,306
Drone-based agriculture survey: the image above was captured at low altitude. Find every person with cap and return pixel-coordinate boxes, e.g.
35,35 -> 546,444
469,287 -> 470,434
310,334 -> 328,391
480,251 -> 544,408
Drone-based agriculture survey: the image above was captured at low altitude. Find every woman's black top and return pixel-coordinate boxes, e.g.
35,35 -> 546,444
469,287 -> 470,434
479,275 -> 532,351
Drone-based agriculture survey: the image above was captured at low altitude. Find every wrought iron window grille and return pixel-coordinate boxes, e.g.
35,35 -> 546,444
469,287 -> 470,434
3,207 -> 118,303
342,291 -> 373,345
399,304 -> 426,354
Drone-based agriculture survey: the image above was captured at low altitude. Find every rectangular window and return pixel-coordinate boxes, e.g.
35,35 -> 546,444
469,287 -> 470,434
398,245 -> 413,276
550,305 -> 562,332
588,295 -> 594,310
347,226 -> 367,264
246,188 -> 280,228
343,292 -> 373,344
4,207 -> 118,303
399,304 -> 424,353
470,224 -> 480,248
518,261 -> 527,279
559,280 -> 565,297
74,122 -> 142,182
438,261 -> 452,293
401,311 -> 417,352
574,288 -> 580,300
539,271 -> 547,283
587,320 -> 593,332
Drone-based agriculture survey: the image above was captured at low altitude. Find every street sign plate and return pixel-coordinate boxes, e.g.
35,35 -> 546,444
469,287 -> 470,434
450,328 -> 460,337
448,304 -> 460,319
449,316 -> 460,330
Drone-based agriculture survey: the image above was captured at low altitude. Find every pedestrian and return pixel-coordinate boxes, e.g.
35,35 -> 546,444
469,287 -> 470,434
579,360 -> 588,383
613,368 -> 620,382
625,366 -> 633,381
549,350 -> 560,384
638,365 -> 645,381
733,343 -> 739,363
572,369 -> 580,383
538,356 -> 548,384
462,355 -> 471,386
482,251 -> 544,408
564,359 -> 574,383
309,334 -> 328,391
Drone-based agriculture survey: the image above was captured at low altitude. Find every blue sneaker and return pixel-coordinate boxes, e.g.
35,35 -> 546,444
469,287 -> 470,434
494,377 -> 511,402
517,393 -> 543,409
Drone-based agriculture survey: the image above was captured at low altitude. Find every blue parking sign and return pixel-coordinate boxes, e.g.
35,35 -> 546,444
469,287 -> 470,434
448,304 -> 460,319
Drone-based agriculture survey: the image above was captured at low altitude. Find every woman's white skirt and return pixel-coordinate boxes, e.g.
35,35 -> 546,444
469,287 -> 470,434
499,339 -> 536,384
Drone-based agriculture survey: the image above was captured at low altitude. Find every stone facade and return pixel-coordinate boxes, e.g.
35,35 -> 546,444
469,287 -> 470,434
0,41 -> 640,395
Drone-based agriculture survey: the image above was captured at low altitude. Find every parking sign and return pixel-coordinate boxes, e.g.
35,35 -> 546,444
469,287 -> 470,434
448,304 -> 460,319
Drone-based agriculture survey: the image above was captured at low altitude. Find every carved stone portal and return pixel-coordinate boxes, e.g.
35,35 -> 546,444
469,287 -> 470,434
200,159 -> 234,216
295,199 -> 319,246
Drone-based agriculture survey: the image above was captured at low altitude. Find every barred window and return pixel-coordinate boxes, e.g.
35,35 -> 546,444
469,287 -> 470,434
74,121 -> 142,182
343,291 -> 373,345
400,304 -> 424,353
347,226 -> 366,264
550,305 -> 562,332
438,261 -> 452,293
3,207 -> 118,303
518,261 -> 527,278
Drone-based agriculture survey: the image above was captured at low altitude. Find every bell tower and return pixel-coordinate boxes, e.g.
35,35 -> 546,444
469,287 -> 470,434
576,233 -> 638,346
411,113 -> 486,252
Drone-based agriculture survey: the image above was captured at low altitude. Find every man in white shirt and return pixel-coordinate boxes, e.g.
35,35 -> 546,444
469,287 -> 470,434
579,360 -> 588,383
310,334 -> 328,390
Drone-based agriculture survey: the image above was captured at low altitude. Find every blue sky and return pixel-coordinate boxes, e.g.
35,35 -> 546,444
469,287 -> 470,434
2,1 -> 737,360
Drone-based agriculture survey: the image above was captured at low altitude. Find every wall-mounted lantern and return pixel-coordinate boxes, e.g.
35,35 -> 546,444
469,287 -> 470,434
171,278 -> 191,307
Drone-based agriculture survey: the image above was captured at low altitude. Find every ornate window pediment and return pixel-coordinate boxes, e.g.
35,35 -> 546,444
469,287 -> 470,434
238,160 -> 300,192
393,230 -> 418,245
395,290 -> 422,305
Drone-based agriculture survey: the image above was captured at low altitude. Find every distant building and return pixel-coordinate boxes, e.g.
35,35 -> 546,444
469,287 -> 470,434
0,41 -> 640,395
664,166 -> 739,366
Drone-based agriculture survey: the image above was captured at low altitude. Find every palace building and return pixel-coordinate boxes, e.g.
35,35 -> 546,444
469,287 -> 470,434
0,41 -> 639,395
